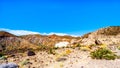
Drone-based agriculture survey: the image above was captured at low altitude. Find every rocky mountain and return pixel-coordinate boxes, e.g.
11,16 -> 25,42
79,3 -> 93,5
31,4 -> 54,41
0,31 -> 81,54
81,26 -> 120,48
20,34 -> 81,47
0,26 -> 120,54
0,31 -> 39,54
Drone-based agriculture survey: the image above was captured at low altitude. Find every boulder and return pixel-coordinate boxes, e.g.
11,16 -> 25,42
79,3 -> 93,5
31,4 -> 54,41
95,39 -> 102,45
27,51 -> 36,56
0,62 -> 19,68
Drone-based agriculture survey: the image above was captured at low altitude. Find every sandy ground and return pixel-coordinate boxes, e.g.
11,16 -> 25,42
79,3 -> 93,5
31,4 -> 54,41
1,48 -> 120,68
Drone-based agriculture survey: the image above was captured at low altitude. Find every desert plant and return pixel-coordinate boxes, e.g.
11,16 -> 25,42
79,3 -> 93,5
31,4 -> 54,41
90,48 -> 117,60
80,46 -> 91,51
71,46 -> 76,49
99,44 -> 107,48
55,49 -> 72,61
0,52 -> 4,57
53,47 -> 59,50
39,45 -> 51,50
117,46 -> 120,50
76,44 -> 81,47
48,48 -> 56,55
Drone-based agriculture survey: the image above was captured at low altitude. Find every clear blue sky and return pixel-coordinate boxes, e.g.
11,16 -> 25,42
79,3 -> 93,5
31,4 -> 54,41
0,0 -> 120,35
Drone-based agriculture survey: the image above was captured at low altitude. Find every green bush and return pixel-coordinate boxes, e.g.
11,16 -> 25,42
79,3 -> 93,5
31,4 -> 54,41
90,48 -> 117,60
48,48 -> 56,55
53,47 -> 59,50
0,52 -> 4,57
39,45 -> 51,50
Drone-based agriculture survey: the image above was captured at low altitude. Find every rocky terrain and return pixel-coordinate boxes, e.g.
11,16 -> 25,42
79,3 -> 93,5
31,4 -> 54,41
0,26 -> 120,68
81,26 -> 120,48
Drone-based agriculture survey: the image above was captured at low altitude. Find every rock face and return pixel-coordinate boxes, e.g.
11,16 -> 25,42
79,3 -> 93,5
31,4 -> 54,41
0,31 -> 81,54
0,26 -> 120,54
81,26 -> 120,46
0,31 -> 39,54
20,34 -> 80,47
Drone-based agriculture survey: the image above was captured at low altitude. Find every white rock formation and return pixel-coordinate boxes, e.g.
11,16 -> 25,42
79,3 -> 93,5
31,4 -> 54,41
55,42 -> 69,47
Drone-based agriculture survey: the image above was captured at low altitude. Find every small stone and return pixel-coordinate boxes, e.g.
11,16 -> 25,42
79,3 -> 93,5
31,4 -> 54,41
81,66 -> 84,68
95,39 -> 102,45
27,51 -> 36,56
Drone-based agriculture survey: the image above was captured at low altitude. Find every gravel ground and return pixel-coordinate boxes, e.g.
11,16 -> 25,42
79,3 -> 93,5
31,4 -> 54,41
1,48 -> 120,68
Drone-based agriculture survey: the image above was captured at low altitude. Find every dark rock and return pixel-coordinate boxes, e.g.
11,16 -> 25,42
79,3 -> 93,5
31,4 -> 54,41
56,57 -> 67,62
95,40 -> 102,45
81,66 -> 84,68
27,51 -> 36,56
10,54 -> 16,58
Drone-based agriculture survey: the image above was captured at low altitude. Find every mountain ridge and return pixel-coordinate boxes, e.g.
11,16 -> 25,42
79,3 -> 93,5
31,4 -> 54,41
0,26 -> 120,54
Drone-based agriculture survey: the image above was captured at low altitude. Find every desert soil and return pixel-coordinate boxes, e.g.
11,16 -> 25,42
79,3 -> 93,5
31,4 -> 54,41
0,48 -> 120,68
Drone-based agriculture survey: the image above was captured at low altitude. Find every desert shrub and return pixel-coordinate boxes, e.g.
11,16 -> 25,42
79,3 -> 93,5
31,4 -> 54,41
70,44 -> 81,49
55,49 -> 72,61
90,48 -> 117,60
117,46 -> 120,50
71,46 -> 76,49
39,45 -> 51,50
0,52 -> 4,57
65,49 -> 71,55
76,44 -> 81,47
53,47 -> 59,49
99,44 -> 107,48
80,46 -> 91,51
38,45 -> 57,54
90,44 -> 97,47
48,48 -> 56,55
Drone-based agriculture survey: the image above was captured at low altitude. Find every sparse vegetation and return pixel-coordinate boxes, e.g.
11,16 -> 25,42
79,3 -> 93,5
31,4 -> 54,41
55,49 -> 72,61
117,45 -> 120,50
90,48 -> 117,60
0,52 -> 4,57
38,45 -> 51,50
80,45 -> 91,51
99,44 -> 107,48
53,47 -> 59,49
48,48 -> 56,55
75,44 -> 81,47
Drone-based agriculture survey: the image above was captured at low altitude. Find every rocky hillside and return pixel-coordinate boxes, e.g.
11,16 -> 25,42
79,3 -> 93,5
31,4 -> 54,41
0,31 -> 16,38
20,34 -> 81,47
0,31 -> 81,54
0,26 -> 120,54
0,31 -> 39,54
81,26 -> 120,47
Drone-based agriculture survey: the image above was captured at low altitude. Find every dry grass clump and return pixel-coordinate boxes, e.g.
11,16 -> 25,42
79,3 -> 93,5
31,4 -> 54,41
55,49 -> 72,61
80,45 -> 92,51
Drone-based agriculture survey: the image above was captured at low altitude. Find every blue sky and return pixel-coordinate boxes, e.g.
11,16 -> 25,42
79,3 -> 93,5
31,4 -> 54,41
0,0 -> 120,36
